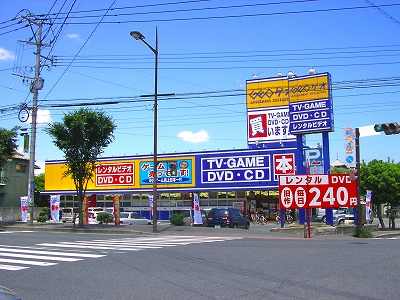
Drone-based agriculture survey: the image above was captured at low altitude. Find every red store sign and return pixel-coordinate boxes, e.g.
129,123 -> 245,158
96,163 -> 134,186
279,174 -> 357,210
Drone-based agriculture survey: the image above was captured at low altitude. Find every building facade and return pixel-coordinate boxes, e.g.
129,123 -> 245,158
43,148 -> 297,220
0,152 -> 29,207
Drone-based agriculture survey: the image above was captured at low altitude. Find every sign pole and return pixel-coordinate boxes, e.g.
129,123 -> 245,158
355,128 -> 361,236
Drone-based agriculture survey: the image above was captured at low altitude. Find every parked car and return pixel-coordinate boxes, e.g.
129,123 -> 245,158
334,207 -> 355,225
317,208 -> 337,223
75,212 -> 101,224
206,207 -> 250,229
119,212 -> 151,225
61,207 -> 74,222
0,285 -> 21,299
172,209 -> 207,226
88,207 -> 104,213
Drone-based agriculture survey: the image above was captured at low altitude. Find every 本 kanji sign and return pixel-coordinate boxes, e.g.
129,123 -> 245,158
279,174 -> 357,209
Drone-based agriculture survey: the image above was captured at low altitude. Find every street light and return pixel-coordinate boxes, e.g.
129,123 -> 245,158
130,27 -> 158,233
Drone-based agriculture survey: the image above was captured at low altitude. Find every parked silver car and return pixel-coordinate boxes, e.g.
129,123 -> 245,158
334,207 -> 355,225
119,212 -> 151,225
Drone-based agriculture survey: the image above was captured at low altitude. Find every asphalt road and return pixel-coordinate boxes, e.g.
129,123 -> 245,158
0,230 -> 399,300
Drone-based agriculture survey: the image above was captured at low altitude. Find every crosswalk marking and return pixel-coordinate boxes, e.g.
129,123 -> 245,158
1,235 -> 241,272
0,246 -> 105,258
0,264 -> 29,271
0,258 -> 57,266
0,231 -> 33,234
0,252 -> 83,262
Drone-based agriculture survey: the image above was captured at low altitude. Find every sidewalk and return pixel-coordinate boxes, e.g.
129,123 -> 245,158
1,218 -> 399,238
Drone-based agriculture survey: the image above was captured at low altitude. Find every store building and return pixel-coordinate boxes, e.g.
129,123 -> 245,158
42,71 -> 333,222
43,147 -> 299,220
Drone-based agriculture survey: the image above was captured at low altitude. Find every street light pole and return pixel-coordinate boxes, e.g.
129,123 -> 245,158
130,27 -> 159,233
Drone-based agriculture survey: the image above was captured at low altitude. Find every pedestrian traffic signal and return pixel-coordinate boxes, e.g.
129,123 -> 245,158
170,161 -> 177,176
373,122 -> 400,135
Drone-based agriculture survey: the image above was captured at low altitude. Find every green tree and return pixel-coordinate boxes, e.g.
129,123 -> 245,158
0,126 -> 20,172
360,159 -> 400,229
34,173 -> 49,207
331,166 -> 349,174
45,108 -> 116,228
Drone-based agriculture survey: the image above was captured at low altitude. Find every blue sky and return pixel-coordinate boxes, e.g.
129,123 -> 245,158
1,0 -> 400,173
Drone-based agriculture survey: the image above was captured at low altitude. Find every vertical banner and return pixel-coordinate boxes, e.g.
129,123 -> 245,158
148,195 -> 154,219
82,196 -> 89,224
50,195 -> 60,222
20,196 -> 28,222
193,193 -> 203,225
23,134 -> 29,153
113,195 -> 120,225
366,190 -> 372,221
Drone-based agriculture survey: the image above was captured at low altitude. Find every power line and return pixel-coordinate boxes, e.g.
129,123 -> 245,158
42,0 -> 117,99
42,3 -> 400,25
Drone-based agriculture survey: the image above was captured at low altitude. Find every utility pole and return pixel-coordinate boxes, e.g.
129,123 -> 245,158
14,16 -> 50,225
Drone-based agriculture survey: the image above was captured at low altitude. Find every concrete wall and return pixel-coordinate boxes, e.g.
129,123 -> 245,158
0,207 -> 44,222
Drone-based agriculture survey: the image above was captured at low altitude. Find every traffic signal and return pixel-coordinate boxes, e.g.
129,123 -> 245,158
373,122 -> 400,135
170,161 -> 178,176
349,168 -> 358,182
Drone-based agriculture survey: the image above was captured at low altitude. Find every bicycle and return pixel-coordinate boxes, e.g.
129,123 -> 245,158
275,211 -> 294,224
252,214 -> 267,225
258,215 -> 267,225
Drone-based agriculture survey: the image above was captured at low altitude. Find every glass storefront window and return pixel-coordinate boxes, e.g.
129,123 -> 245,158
131,197 -> 140,207
209,192 -> 217,199
169,193 -> 180,200
199,192 -> 208,199
227,191 -> 236,198
159,199 -> 170,207
237,191 -> 246,198
160,193 -> 169,200
218,192 -> 227,199
218,199 -> 227,206
199,199 -> 208,207
209,199 -> 217,206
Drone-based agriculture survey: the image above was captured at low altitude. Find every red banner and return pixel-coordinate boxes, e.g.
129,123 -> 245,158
279,174 -> 357,209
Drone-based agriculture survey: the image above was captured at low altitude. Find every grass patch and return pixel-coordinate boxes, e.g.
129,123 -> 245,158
354,226 -> 374,238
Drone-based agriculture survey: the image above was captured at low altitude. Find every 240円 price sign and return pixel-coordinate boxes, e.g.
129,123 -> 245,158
279,174 -> 357,209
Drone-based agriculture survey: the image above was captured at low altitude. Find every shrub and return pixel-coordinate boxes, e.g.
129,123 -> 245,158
354,226 -> 374,238
37,208 -> 49,223
170,213 -> 185,226
96,212 -> 114,224
36,215 -> 47,223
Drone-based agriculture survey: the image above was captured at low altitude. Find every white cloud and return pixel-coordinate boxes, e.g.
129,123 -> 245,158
177,129 -> 210,143
34,160 -> 45,175
66,33 -> 83,42
0,47 -> 15,61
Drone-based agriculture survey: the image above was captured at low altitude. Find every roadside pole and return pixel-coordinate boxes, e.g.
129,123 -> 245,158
355,128 -> 361,236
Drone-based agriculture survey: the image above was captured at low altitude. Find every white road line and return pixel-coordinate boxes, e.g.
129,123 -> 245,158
0,258 -> 57,266
0,252 -> 83,262
0,246 -> 105,258
0,231 -> 34,234
36,243 -> 144,251
0,264 -> 29,271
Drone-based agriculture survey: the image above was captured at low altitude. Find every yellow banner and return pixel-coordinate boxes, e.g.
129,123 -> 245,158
246,78 -> 289,109
289,73 -> 330,103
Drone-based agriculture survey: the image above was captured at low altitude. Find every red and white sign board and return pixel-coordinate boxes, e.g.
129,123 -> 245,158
96,163 -> 134,186
279,174 -> 357,209
274,153 -> 295,176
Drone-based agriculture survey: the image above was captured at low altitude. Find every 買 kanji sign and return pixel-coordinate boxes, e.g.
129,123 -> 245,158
279,174 -> 357,209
